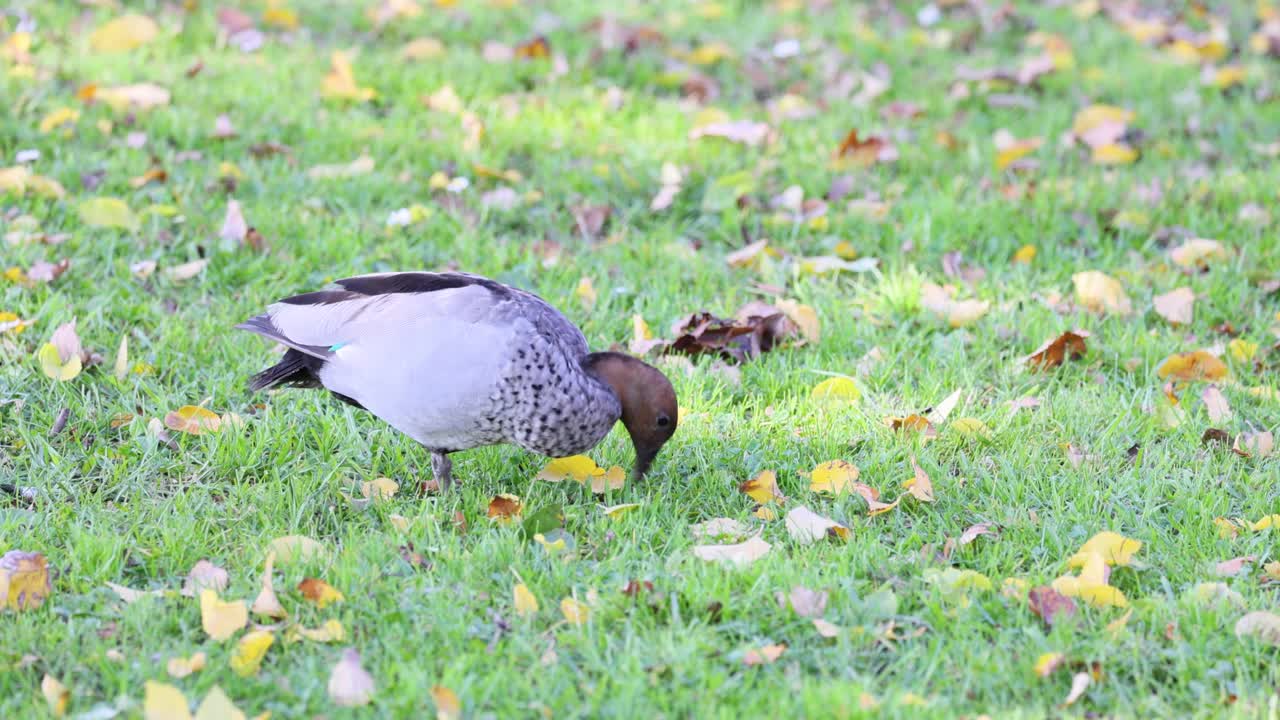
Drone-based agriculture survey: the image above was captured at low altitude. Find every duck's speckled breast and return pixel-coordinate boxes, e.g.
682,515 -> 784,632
477,311 -> 622,458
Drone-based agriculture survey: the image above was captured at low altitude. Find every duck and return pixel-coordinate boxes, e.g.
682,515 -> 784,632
236,271 -> 678,489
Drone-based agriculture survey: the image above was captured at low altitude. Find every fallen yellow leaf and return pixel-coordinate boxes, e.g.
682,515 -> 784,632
144,680 -> 192,720
1170,238 -> 1229,269
39,107 -> 79,134
90,14 -> 159,53
297,578 -> 344,608
537,455 -> 602,482
1091,143 -> 1138,165
361,477 -> 398,500
513,583 -> 539,617
809,460 -> 860,495
1067,531 -> 1142,567
321,51 -> 375,102
229,630 -> 274,677
166,652 -> 207,679
41,674 -> 68,717
1157,351 -> 1229,382
0,550 -> 51,611
193,685 -> 244,720
739,469 -> 786,503
1073,270 -> 1132,315
39,342 -> 81,382
431,685 -> 462,720
810,376 -> 860,402
560,597 -> 591,625
78,197 -> 139,231
267,535 -> 325,565
487,494 -> 523,522
200,589 -> 248,641
164,406 -> 222,435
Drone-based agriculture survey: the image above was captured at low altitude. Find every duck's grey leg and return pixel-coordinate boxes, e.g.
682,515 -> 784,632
430,451 -> 453,491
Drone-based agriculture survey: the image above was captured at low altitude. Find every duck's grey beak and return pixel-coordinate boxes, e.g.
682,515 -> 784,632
631,443 -> 660,481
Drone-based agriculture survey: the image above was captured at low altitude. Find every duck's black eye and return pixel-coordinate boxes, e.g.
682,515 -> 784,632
656,415 -> 670,428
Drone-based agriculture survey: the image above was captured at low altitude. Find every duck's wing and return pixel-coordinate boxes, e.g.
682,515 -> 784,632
236,271 -> 588,399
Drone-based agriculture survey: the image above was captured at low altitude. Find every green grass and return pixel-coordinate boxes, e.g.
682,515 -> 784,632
3,0 -> 1280,717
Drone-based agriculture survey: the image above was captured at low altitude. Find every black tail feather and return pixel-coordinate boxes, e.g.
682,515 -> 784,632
249,349 -> 324,391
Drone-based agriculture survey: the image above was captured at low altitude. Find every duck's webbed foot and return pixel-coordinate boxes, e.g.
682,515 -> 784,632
430,451 -> 453,492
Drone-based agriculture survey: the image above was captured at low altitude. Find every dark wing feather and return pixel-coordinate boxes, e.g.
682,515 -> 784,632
234,313 -> 333,360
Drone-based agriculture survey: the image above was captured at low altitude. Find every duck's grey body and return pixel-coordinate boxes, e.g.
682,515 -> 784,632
238,273 -> 622,468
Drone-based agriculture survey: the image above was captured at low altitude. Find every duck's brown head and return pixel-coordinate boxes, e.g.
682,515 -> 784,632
583,352 -> 678,479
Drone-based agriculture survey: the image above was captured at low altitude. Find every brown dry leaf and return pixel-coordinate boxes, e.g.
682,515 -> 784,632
252,553 -> 286,619
42,674 -> 69,717
1201,386 -> 1232,423
784,506 -> 851,544
665,303 -> 797,363
1073,271 -> 1132,315
692,536 -> 771,567
1235,612 -> 1280,645
1152,288 -> 1194,325
306,154 -> 375,180
904,457 -> 935,502
834,128 -> 897,165
431,686 -> 462,720
328,648 -> 375,707
167,652 -> 207,679
1061,672 -> 1090,707
165,259 -> 209,281
1215,555 -> 1257,577
514,36 -> 551,60
920,283 -> 990,327
1233,431 -> 1274,458
298,578 -> 344,609
487,494 -> 523,523
181,560 -> 229,598
590,466 -> 626,494
0,550 -> 52,611
165,406 -> 222,435
691,518 -> 752,542
91,83 -> 171,112
166,648 -> 206,676
886,414 -> 938,441
105,581 -> 164,604
812,618 -> 841,638
958,523 -> 996,546
775,300 -> 819,343
219,200 -> 247,244
1170,238 -> 1229,270
788,586 -> 828,618
690,120 -> 772,147
1028,586 -> 1078,627
569,204 -> 611,243
1025,330 -> 1090,370
931,386 -> 962,425
1157,351 -> 1228,381
742,643 -> 786,666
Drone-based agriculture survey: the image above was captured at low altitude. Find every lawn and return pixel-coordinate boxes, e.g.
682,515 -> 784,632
3,0 -> 1280,717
